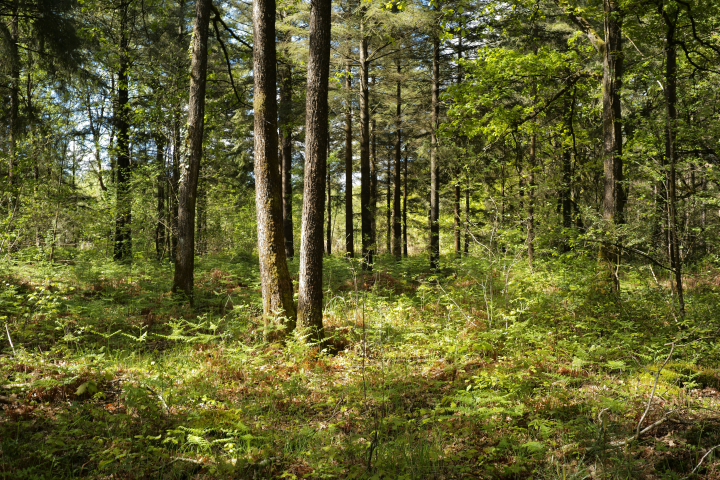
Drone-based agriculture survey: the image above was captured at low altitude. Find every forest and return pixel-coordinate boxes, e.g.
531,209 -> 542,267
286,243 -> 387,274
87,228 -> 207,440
1,0 -> 720,477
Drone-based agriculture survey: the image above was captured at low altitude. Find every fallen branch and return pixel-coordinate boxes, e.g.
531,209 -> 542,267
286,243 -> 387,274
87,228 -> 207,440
683,443 -> 720,479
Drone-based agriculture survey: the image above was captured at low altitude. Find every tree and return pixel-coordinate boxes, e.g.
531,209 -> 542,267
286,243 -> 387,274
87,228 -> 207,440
172,0 -> 212,299
298,0 -> 332,341
253,0 -> 296,337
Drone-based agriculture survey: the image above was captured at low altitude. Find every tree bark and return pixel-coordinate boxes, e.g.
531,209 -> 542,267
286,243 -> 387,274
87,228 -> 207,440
464,173 -> 470,255
278,52 -> 294,258
344,61 -> 354,257
172,0 -> 212,298
155,135 -> 166,260
386,152 -> 391,254
297,0 -> 331,341
370,77 -> 378,257
253,0 -> 297,337
392,62 -> 402,258
8,0 -> 19,195
600,0 -> 624,286
561,97 -> 573,252
114,8 -> 132,262
403,144 -> 408,257
359,29 -> 372,269
429,33 -> 440,269
528,116 -> 536,265
662,4 -> 684,315
326,136 -> 332,255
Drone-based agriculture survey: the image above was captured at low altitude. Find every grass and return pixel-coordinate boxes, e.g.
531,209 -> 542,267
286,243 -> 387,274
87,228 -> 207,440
1,248 -> 720,479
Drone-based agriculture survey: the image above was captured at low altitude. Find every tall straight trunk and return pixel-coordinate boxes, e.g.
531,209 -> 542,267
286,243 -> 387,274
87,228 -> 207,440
601,0 -> 624,285
171,110 -> 180,261
114,10 -> 132,262
392,63 -> 402,258
370,77 -> 378,256
155,135 -> 166,259
528,113 -> 537,265
464,174 -> 470,255
253,0 -> 296,336
279,54 -> 294,258
454,26 -> 463,257
403,144 -> 408,257
344,61 -> 354,257
560,98 -> 573,252
454,170 -> 461,256
662,5 -> 684,315
429,33 -> 440,269
359,30 -> 372,269
8,1 -> 19,194
386,156 -> 391,254
172,0 -> 212,298
298,0 -> 331,340
326,137 -> 332,255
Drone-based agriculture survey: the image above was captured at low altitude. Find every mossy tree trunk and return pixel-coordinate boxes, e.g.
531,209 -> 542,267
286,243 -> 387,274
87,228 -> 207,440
298,0 -> 332,341
172,0 -> 212,300
253,0 -> 296,338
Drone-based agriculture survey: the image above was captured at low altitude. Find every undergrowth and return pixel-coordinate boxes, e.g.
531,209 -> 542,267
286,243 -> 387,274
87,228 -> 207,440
1,249 -> 720,479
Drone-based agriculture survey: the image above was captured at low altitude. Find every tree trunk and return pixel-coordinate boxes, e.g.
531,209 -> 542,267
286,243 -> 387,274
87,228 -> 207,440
392,63 -> 402,258
370,78 -> 378,256
359,30 -> 372,269
386,154 -> 391,254
403,144 -> 408,257
297,0 -> 331,341
662,5 -> 684,315
279,54 -> 294,259
326,137 -> 332,255
561,98 -> 573,252
528,129 -> 536,265
601,0 -> 624,287
8,0 -> 19,196
155,135 -> 166,260
253,0 -> 296,337
114,9 -> 132,262
429,33 -> 440,269
344,61 -> 354,257
172,0 -> 212,298
464,174 -> 470,255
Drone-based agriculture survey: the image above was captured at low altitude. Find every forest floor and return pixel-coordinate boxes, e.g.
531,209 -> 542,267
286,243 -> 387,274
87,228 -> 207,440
1,250 -> 720,479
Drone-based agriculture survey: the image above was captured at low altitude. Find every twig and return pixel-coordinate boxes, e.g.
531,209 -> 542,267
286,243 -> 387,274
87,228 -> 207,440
683,443 -> 720,479
144,386 -> 169,412
610,408 -> 683,447
5,324 -> 16,357
637,343 -> 675,439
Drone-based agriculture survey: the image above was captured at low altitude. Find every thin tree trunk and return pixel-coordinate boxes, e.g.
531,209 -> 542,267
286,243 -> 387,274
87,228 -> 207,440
561,97 -> 573,252
662,4 -> 684,315
253,0 -> 296,337
464,173 -> 470,255
344,61 -> 354,257
8,0 -> 19,197
403,144 -> 408,257
114,8 -> 132,262
370,78 -> 378,256
297,0 -> 331,341
429,33 -> 440,269
173,0 -> 212,298
392,62 -> 402,258
326,136 -> 332,255
359,30 -> 372,269
279,52 -> 294,258
528,122 -> 536,265
386,154 -> 391,254
601,0 -> 624,288
155,135 -> 166,260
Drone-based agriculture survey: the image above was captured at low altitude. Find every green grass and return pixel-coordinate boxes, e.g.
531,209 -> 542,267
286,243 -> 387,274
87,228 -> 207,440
1,249 -> 720,479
